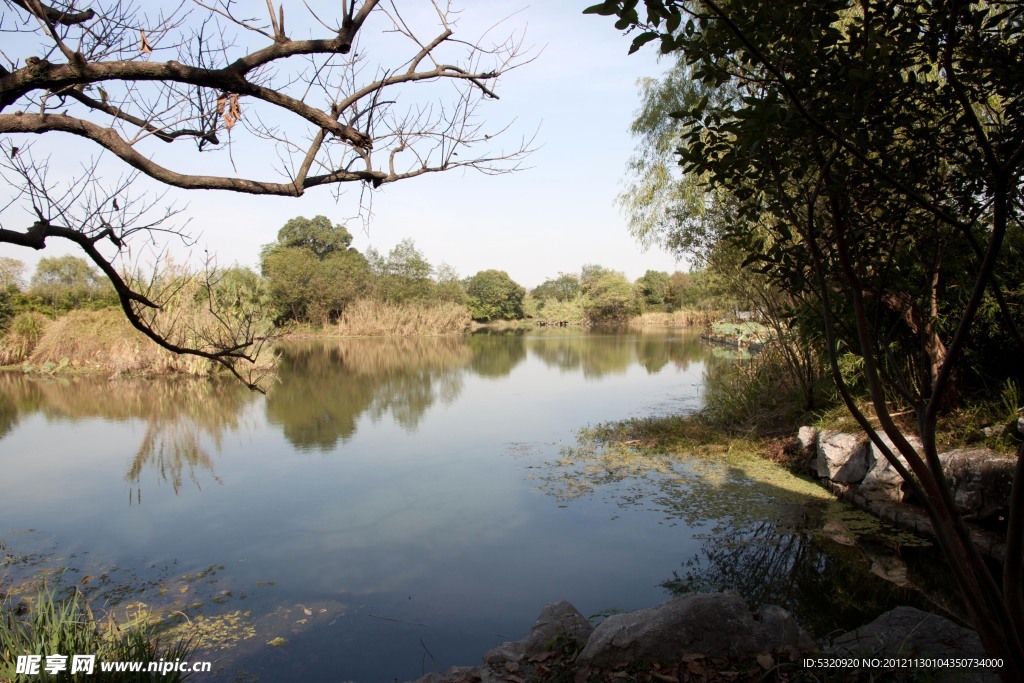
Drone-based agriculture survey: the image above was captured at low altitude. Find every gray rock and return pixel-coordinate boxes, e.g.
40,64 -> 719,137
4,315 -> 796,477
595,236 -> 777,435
816,430 -> 870,483
576,592 -> 815,669
939,448 -> 1015,522
859,432 -> 924,502
483,600 -> 592,667
797,426 -> 819,460
404,666 -> 491,683
829,606 -> 997,682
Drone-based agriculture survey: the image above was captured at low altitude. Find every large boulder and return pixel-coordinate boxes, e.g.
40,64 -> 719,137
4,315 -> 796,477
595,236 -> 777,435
575,592 -> 815,669
816,430 -> 870,483
828,606 -> 997,682
939,449 -> 1015,522
859,432 -> 924,502
483,600 -> 593,669
796,426 -> 819,471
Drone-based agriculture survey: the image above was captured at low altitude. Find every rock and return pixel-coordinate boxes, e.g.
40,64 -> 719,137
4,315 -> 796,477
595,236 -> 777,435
859,432 -> 924,502
829,606 -> 997,682
939,448 -> 1015,522
797,426 -> 819,467
816,430 -> 870,483
404,666 -> 490,683
576,592 -> 815,669
483,600 -> 593,668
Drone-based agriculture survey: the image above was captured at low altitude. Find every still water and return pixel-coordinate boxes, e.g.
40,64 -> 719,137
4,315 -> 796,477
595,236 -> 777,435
0,330 -> 942,681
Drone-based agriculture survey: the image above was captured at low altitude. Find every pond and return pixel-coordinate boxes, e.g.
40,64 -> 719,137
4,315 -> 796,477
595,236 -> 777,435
0,329 -> 951,681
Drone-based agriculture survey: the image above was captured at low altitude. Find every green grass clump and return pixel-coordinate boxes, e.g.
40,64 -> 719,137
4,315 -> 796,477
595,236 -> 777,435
1,586 -> 197,682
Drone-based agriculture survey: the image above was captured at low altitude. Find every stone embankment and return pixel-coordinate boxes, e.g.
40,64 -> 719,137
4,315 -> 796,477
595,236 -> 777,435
796,425 -> 1017,561
407,593 -> 996,683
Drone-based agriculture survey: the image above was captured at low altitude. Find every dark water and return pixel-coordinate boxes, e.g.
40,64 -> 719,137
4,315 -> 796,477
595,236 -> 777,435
0,330 -> 949,681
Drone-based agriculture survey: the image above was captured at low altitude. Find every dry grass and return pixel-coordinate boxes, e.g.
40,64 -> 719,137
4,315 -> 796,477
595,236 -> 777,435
21,306 -> 274,383
334,299 -> 470,336
29,309 -> 205,375
0,312 -> 50,365
631,309 -> 721,328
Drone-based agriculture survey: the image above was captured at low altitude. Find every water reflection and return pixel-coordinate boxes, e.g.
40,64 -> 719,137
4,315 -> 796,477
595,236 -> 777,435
0,331 -> 708,498
265,337 -> 472,450
528,330 -> 709,378
0,373 -> 254,500
665,508 -> 959,638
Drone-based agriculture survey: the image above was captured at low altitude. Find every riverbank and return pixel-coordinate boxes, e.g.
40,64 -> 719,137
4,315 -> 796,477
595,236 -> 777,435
0,305 -> 723,379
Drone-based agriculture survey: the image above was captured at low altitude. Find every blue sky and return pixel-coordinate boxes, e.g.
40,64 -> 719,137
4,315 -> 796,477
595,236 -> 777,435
1,2 -> 684,289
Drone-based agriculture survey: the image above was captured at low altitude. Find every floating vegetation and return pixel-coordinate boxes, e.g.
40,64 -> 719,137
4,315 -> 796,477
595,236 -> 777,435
531,414 -> 963,636
537,416 -> 831,532
163,610 -> 257,651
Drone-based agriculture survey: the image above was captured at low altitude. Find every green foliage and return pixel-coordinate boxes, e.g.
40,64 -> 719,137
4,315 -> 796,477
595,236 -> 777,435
597,0 -> 1024,670
0,312 -> 48,365
1,585 -> 197,682
275,215 -> 354,259
581,269 -> 638,325
260,216 -> 370,324
633,269 -> 670,307
369,239 -> 437,304
464,269 -> 525,322
531,274 -> 580,303
0,290 -> 13,332
28,256 -> 115,312
434,263 -> 469,305
530,296 -> 587,326
0,257 -> 25,292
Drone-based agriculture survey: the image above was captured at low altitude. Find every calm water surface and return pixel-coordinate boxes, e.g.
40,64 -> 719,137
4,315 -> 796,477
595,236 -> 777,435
0,330 -> 942,681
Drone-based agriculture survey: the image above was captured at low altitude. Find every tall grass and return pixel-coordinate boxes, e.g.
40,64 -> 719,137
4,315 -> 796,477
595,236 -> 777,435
1,586 -> 197,682
334,299 -> 470,336
631,309 -> 720,328
18,306 -> 274,382
701,345 -> 830,435
26,309 -> 207,376
0,313 -> 49,365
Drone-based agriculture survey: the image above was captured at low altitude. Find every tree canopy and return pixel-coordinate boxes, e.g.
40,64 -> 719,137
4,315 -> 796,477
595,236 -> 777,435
464,269 -> 525,322
260,216 -> 368,324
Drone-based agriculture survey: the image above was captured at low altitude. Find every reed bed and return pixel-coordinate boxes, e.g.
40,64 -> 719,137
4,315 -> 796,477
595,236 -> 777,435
0,312 -> 49,365
334,299 -> 470,336
630,309 -> 721,328
21,307 -> 274,383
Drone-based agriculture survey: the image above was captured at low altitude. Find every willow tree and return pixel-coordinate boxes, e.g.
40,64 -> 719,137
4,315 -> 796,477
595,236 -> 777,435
0,0 -> 532,386
588,0 -> 1024,677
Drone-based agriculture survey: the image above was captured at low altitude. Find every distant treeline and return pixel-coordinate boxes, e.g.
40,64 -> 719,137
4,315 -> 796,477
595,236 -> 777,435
0,215 -> 742,342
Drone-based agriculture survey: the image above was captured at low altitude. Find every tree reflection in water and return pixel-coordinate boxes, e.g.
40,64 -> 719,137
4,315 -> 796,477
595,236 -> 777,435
664,504 -> 962,638
0,373 -> 255,501
266,337 -> 472,450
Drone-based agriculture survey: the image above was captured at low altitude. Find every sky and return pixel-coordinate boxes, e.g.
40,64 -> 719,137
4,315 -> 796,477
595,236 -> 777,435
0,2 -> 684,290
